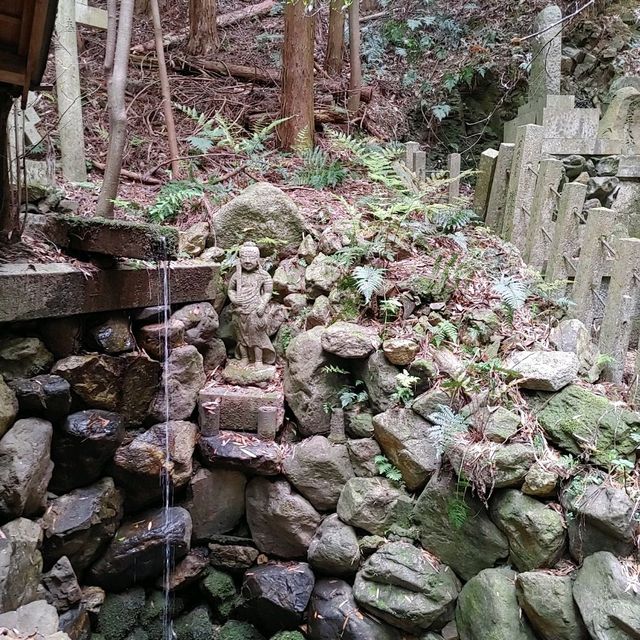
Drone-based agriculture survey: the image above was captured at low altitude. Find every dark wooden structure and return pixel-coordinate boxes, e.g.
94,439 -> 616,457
1,0 -> 58,241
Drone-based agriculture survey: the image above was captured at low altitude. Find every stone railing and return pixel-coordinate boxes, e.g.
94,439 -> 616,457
403,143 -> 461,203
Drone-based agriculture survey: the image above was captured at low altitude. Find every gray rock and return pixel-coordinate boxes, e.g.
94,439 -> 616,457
382,338 -> 419,366
179,221 -> 209,257
573,551 -> 640,640
596,156 -> 620,177
490,490 -> 566,571
90,315 -> 135,354
550,319 -> 601,382
413,474 -> 508,582
283,327 -> 342,436
159,550 -> 208,591
346,438 -> 381,477
307,514 -> 360,576
202,338 -> 227,372
522,464 -> 558,497
354,351 -> 399,413
283,436 -> 354,511
246,477 -> 322,558
321,322 -> 380,359
412,389 -> 451,420
150,346 -> 206,421
456,568 -> 536,640
298,235 -> 318,262
345,409 -> 374,438
337,477 -> 413,536
40,317 -> 83,359
408,359 -> 438,395
0,601 -> 66,639
282,293 -> 307,314
111,420 -> 197,511
587,176 -> 619,202
477,406 -> 520,442
59,605 -> 90,640
41,478 -> 123,573
305,254 -> 342,297
273,258 -> 306,297
186,468 -> 247,540
534,385 -> 640,466
0,417 -> 53,519
305,295 -> 333,329
563,155 -> 587,180
373,407 -> 440,491
0,518 -> 43,613
0,375 -> 17,438
42,556 -> 83,612
9,375 -> 71,422
171,303 -> 219,351
88,506 -> 192,590
51,410 -> 125,493
516,572 -> 588,640
79,586 -> 104,617
209,544 -> 259,573
307,579 -> 398,640
561,483 -> 638,562
213,183 -> 307,257
136,319 -> 185,360
447,441 -> 535,490
506,351 -> 579,391
0,336 -> 53,381
353,541 -> 460,633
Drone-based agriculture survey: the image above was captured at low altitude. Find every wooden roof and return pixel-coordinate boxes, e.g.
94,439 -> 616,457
0,0 -> 59,102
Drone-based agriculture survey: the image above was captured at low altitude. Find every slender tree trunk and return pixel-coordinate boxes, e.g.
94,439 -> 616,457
347,0 -> 361,113
325,0 -> 345,75
104,0 -> 117,74
95,0 -> 135,218
0,91 -> 18,242
187,0 -> 219,56
278,0 -> 315,151
150,0 -> 181,177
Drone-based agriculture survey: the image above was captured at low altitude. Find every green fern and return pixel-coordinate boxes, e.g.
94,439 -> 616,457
294,147 -> 348,189
427,404 -> 468,456
430,320 -> 458,347
432,206 -> 476,232
147,180 -> 204,222
447,497 -> 471,530
374,454 -> 405,486
352,265 -> 385,304
322,364 -> 350,375
493,276 -> 529,312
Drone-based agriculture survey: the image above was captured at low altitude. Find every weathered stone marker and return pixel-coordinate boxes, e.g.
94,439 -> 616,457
405,141 -> 419,169
502,124 -> 544,250
414,150 -> 427,180
529,4 -> 562,103
448,153 -> 461,202
473,148 -> 499,220
485,143 -> 514,233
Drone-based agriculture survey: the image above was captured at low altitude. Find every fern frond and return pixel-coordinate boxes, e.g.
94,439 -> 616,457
147,180 -> 204,223
352,265 -> 386,304
430,320 -> 458,347
493,276 -> 529,311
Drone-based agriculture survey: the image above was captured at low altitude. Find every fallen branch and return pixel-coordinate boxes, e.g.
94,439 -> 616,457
131,0 -> 276,54
361,10 -> 388,23
92,160 -> 163,185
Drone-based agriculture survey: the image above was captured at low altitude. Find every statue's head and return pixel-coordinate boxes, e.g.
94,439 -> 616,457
239,241 -> 260,272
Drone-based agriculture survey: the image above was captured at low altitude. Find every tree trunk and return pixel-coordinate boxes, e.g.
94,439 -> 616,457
187,0 -> 219,56
278,0 -> 315,151
0,91 -> 18,243
325,0 -> 345,75
95,0 -> 136,218
347,0 -> 361,113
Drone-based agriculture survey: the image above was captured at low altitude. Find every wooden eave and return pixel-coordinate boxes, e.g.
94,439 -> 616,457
0,0 -> 59,103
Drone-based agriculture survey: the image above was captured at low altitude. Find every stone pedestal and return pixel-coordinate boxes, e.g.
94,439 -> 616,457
198,385 -> 284,433
221,360 -> 276,386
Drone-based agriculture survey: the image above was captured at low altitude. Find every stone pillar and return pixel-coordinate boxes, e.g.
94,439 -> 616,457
599,238 -> 640,384
502,124 -> 544,250
328,408 -> 346,443
448,153 -> 461,202
473,148 -> 499,220
545,182 -> 587,292
529,5 -> 562,103
485,143 -> 515,234
257,406 -> 278,441
523,158 -> 564,269
414,150 -> 426,180
54,0 -> 88,182
199,398 -> 220,437
405,142 -> 419,170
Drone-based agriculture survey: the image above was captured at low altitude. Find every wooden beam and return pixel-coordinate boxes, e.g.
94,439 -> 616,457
23,0 -> 49,103
0,50 -> 25,86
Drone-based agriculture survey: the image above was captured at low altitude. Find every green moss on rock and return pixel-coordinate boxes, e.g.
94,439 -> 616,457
269,633 -> 305,640
174,606 -> 217,640
218,620 -> 265,640
201,569 -> 239,619
97,588 -> 146,640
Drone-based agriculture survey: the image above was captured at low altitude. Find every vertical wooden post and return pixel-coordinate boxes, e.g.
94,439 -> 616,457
448,153 -> 461,202
347,0 -> 361,113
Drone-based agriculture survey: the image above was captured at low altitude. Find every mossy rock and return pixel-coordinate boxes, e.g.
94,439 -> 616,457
140,591 -> 186,640
174,606 -> 218,640
124,630 -> 149,640
97,588 -> 146,640
534,385 -> 640,466
201,569 -> 239,619
218,620 -> 265,640
269,633 -> 305,640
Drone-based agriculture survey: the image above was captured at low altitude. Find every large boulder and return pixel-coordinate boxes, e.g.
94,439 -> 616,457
516,572 -> 588,640
353,541 -> 460,633
561,483 -> 638,562
336,477 -> 413,536
456,568 -> 536,640
307,579 -> 398,640
186,468 -> 247,540
88,506 -> 192,590
246,478 -> 322,559
0,374 -> 17,437
50,410 -> 125,493
283,436 -> 354,511
171,303 -> 219,351
0,601 -> 70,640
199,431 -> 284,475
413,474 -> 508,582
320,323 -> 380,359
506,351 -> 579,391
353,351 -> 399,413
489,490 -> 565,571
0,417 -> 53,519
213,182 -> 307,257
111,420 -> 197,511
9,375 -> 71,422
307,514 -> 360,576
150,346 -> 206,422
41,478 -> 124,573
0,518 -> 43,613
573,551 -> 640,640
0,336 -> 53,381
239,562 -> 315,634
534,385 -> 640,466
283,327 -> 343,436
373,407 -> 439,491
